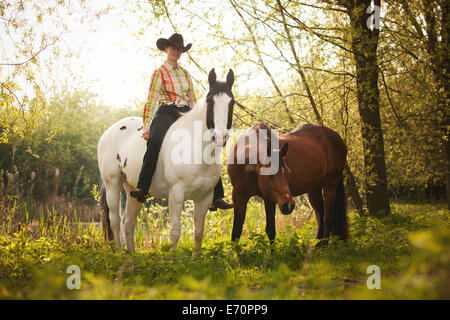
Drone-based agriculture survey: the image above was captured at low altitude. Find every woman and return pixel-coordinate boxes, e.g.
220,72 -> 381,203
130,33 -> 233,211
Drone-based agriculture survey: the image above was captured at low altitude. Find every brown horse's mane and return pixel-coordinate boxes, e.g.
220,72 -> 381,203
253,121 -> 271,131
247,122 -> 287,169
252,121 -> 276,157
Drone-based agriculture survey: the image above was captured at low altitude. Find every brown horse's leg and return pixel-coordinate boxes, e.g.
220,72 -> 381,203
264,199 -> 276,244
231,188 -> 250,242
308,188 -> 324,240
322,178 -> 340,245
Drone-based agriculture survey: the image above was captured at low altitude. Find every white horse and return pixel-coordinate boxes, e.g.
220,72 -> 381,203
97,69 -> 235,251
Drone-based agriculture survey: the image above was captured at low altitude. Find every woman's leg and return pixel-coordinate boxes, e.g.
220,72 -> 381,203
210,177 -> 234,210
135,105 -> 186,193
213,177 -> 224,201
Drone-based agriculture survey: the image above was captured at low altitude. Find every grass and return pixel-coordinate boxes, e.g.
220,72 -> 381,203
0,200 -> 448,299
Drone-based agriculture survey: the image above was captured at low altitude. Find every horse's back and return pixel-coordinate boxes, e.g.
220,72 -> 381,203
98,117 -> 146,186
98,116 -> 143,153
286,123 -> 347,176
290,124 -> 347,157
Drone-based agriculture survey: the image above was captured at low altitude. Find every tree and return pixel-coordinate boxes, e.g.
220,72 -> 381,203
0,88 -> 135,203
328,0 -> 390,216
237,0 -> 385,215
376,0 -> 449,207
0,0 -> 109,143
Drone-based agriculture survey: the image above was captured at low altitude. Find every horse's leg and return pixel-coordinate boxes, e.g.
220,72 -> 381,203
322,178 -> 340,244
193,193 -> 213,250
231,188 -> 250,242
169,183 -> 184,250
104,177 -> 123,248
263,199 -> 276,244
308,188 -> 325,240
121,184 -> 143,252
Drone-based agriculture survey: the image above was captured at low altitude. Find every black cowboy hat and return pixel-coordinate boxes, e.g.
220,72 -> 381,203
156,33 -> 192,52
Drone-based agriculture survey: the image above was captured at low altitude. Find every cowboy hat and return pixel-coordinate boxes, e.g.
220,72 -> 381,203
156,33 -> 192,52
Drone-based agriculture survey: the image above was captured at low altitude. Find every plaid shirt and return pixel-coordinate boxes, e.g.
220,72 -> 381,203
143,61 -> 196,128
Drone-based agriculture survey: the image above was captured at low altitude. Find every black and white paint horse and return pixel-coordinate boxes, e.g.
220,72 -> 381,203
98,69 -> 235,251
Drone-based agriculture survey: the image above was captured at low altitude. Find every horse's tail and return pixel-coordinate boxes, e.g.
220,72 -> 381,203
333,178 -> 348,241
99,180 -> 114,241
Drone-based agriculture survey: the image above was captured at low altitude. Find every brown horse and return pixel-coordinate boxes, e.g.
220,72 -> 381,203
227,122 -> 348,245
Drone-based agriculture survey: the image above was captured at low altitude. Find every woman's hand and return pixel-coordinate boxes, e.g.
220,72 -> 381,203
142,128 -> 150,140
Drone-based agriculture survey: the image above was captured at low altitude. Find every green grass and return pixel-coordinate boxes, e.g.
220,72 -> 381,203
0,201 -> 448,299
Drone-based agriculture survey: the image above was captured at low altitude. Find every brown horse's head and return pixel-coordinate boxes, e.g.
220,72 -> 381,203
257,140 -> 295,215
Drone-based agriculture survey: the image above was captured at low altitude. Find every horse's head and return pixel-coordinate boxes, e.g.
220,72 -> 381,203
206,68 -> 235,147
256,128 -> 295,215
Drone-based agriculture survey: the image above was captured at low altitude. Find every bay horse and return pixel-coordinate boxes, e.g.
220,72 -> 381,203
98,69 -> 235,251
227,122 -> 348,245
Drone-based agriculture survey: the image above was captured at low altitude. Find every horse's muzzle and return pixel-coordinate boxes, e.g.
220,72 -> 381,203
212,131 -> 228,147
280,202 -> 295,215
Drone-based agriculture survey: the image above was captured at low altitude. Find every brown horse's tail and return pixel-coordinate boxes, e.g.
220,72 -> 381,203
333,178 -> 348,241
99,180 -> 114,241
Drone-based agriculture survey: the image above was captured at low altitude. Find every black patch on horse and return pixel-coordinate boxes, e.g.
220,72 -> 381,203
120,125 -> 127,130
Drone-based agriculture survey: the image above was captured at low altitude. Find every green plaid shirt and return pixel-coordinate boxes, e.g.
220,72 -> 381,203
143,61 -> 195,128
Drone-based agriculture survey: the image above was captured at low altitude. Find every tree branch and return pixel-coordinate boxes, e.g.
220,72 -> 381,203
276,0 -> 323,123
0,33 -> 63,66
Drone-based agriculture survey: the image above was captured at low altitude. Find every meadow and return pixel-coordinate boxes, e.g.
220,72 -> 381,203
1,0 -> 449,303
0,197 -> 448,300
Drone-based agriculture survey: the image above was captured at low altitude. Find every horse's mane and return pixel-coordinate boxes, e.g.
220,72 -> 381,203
251,122 -> 281,158
192,93 -> 207,110
252,121 -> 271,131
233,121 -> 280,167
177,93 -> 206,121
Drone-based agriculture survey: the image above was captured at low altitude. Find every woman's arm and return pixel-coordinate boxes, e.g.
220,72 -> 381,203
143,69 -> 162,129
186,71 -> 196,105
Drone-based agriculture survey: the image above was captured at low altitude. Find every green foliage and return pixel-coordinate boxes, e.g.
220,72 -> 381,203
0,202 -> 448,299
0,89 -> 135,207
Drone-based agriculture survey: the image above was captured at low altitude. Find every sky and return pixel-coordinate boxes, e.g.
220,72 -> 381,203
56,1 -> 160,108
2,0 -> 318,110
49,0 -> 249,109
0,0 -> 155,109
46,0 -> 288,109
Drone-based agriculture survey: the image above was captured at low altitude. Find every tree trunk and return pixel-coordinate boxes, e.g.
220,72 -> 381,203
344,161 -> 365,216
348,0 -> 391,217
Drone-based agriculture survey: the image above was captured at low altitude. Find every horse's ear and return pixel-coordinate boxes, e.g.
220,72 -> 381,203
208,68 -> 216,86
226,69 -> 234,88
280,143 -> 288,158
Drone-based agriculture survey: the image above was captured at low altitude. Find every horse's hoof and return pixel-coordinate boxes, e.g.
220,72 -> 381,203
315,239 -> 328,248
